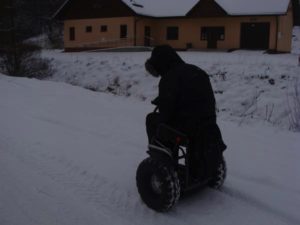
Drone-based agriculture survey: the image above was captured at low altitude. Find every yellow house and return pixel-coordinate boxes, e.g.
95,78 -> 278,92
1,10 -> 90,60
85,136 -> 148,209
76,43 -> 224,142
54,0 -> 294,52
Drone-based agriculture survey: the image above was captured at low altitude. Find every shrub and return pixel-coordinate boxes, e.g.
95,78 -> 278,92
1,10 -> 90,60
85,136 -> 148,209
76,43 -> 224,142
0,42 -> 53,79
45,20 -> 63,49
288,81 -> 300,131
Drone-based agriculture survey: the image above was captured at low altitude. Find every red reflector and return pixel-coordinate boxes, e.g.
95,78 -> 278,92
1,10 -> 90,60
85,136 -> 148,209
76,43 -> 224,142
176,137 -> 181,143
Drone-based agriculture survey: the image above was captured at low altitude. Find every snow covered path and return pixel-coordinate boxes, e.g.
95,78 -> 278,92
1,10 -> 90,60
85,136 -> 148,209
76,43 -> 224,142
0,75 -> 299,225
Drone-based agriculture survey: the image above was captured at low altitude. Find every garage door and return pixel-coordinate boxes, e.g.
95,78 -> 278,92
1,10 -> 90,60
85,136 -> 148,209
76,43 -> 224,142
240,23 -> 270,50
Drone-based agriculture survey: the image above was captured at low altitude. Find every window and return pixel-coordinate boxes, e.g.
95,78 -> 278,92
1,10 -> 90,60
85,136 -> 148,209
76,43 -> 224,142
166,27 -> 179,40
120,25 -> 127,38
201,27 -> 207,40
86,26 -> 92,33
101,25 -> 107,32
69,27 -> 75,41
201,27 -> 225,41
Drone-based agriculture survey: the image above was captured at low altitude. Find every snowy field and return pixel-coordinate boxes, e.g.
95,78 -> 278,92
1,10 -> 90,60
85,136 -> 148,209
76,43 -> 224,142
0,74 -> 300,225
44,49 -> 300,131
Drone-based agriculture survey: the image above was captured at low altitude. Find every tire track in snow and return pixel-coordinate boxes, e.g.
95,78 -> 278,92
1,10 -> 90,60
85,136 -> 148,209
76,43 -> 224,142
0,141 -> 122,225
32,115 -> 111,139
220,186 -> 300,225
31,152 -> 189,225
231,171 -> 300,195
0,137 -> 189,225
1,135 -> 297,225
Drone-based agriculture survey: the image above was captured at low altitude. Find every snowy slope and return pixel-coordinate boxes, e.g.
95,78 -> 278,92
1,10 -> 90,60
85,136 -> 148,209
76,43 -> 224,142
44,50 -> 300,131
1,74 -> 300,225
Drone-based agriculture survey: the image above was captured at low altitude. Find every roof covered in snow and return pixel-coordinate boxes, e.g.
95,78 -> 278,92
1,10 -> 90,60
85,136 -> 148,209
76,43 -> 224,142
122,0 -> 290,17
215,0 -> 290,16
121,0 -> 199,17
54,0 -> 291,19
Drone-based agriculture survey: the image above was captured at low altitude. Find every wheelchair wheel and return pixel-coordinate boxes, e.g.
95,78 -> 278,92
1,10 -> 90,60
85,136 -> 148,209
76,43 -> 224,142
136,157 -> 180,212
208,156 -> 227,189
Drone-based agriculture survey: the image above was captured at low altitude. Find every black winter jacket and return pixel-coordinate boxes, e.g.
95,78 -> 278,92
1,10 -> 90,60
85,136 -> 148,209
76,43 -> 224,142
147,45 -> 226,151
158,63 -> 216,126
148,45 -> 215,125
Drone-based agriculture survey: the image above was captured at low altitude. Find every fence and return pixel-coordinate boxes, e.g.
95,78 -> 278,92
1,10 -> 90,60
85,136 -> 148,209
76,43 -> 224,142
68,36 -> 156,50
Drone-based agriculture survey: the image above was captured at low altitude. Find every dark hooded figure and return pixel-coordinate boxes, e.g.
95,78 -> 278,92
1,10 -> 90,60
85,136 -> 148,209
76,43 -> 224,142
145,45 -> 226,178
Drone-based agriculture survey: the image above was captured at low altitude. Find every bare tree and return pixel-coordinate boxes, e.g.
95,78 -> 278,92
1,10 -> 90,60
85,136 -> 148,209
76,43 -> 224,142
0,0 -> 52,78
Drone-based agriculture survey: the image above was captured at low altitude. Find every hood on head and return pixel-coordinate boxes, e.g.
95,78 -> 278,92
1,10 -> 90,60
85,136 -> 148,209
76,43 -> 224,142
146,45 -> 185,77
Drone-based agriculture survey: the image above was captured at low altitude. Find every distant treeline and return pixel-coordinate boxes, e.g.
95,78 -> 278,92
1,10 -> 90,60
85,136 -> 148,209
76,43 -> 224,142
0,0 -> 65,43
293,0 -> 300,26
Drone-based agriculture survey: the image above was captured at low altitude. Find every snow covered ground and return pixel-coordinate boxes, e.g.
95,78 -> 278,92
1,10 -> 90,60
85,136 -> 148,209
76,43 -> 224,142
1,36 -> 300,224
1,73 -> 300,225
292,26 -> 300,54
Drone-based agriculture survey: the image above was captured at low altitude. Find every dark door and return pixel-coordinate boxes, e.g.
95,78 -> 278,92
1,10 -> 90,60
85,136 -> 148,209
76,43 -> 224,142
69,27 -> 75,41
240,23 -> 270,49
207,29 -> 218,49
144,26 -> 151,46
201,27 -> 224,49
120,25 -> 127,38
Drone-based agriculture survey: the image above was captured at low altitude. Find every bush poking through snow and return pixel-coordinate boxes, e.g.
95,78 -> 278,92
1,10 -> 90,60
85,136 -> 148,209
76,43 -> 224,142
288,81 -> 300,131
0,42 -> 53,79
265,103 -> 275,122
45,21 -> 63,49
268,79 -> 275,85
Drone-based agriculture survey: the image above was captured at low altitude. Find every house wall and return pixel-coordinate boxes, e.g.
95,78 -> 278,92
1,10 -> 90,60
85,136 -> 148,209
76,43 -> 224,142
277,3 -> 293,52
64,17 -> 135,50
136,16 -> 279,50
63,14 -> 293,52
135,18 -> 156,46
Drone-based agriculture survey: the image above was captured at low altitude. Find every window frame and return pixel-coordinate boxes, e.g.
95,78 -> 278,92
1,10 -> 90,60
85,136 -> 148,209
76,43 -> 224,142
201,26 -> 225,41
69,27 -> 75,41
166,26 -> 179,40
120,24 -> 128,39
86,26 -> 93,33
100,25 -> 108,32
